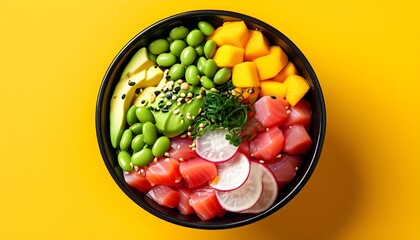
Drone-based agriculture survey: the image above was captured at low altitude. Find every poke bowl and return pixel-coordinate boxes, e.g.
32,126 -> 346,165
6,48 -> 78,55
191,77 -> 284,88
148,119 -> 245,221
96,10 -> 326,229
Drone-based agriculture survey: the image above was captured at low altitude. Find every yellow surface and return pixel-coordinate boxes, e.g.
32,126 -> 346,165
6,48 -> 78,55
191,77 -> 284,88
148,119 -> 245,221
1,0 -> 419,239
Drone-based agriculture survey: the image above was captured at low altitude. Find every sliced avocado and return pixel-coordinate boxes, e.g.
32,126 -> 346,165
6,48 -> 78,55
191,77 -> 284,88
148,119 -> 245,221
110,54 -> 163,148
120,47 -> 155,81
163,98 -> 203,138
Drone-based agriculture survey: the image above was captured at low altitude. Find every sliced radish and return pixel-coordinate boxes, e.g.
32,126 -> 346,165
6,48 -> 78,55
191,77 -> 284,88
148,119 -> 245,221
216,161 -> 263,212
195,129 -> 239,162
210,152 -> 251,191
241,162 -> 278,214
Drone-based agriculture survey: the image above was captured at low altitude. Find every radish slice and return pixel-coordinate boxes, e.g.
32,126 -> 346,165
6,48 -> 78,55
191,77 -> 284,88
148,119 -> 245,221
195,129 -> 239,162
216,161 -> 263,212
241,162 -> 278,214
210,152 -> 251,191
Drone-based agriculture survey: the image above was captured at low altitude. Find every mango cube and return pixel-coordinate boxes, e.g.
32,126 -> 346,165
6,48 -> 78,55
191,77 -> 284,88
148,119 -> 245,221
232,87 -> 261,104
271,61 -> 298,82
208,26 -> 225,46
283,75 -> 310,106
213,45 -> 244,68
232,61 -> 260,88
253,45 -> 288,80
244,30 -> 270,61
259,80 -> 287,99
220,21 -> 250,48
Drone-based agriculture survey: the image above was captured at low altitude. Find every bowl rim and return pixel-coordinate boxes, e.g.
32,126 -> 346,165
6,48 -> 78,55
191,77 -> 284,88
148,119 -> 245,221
96,9 -> 326,229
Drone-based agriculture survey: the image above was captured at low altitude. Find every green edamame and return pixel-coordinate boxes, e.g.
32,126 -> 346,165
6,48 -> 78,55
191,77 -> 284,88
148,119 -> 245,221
213,67 -> 232,85
197,56 -> 207,75
200,76 -> 215,89
169,26 -> 189,40
132,148 -> 154,166
180,46 -> 196,66
185,65 -> 200,86
148,52 -> 157,63
186,29 -> 204,47
168,63 -> 185,80
142,122 -> 157,145
131,134 -> 146,153
130,122 -> 143,135
152,136 -> 171,157
126,105 -> 138,125
204,40 -> 217,59
119,129 -> 133,151
203,59 -> 218,78
118,151 -> 133,171
195,42 -> 205,56
148,39 -> 169,55
136,107 -> 155,123
156,53 -> 176,67
169,40 -> 187,57
198,21 -> 215,36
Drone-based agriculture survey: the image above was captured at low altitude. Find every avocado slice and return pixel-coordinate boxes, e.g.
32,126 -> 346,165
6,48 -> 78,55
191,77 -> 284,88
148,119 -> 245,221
163,98 -> 203,138
120,47 -> 154,81
109,50 -> 163,148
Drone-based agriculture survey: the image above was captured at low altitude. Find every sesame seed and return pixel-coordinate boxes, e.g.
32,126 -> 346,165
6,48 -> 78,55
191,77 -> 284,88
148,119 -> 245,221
166,101 -> 172,106
286,109 -> 291,114
196,95 -> 202,100
179,157 -> 184,161
173,109 -> 180,115
295,167 -> 299,171
128,81 -> 136,86
180,92 -> 186,98
171,95 -> 177,100
187,92 -> 193,98
121,94 -> 126,99
176,145 -> 181,150
266,128 -> 269,132
177,102 -> 182,106
181,82 -> 189,90
164,152 -> 170,157
199,123 -> 204,128
177,79 -> 184,84
259,160 -> 265,163
180,134 -> 187,138
210,87 -> 218,92
276,154 -> 282,158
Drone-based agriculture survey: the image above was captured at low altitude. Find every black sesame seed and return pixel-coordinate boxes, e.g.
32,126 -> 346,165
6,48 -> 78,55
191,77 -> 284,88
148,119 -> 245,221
166,93 -> 173,99
154,65 -> 158,68
165,75 -> 171,80
270,96 -> 277,99
162,108 -> 169,113
121,94 -> 126,99
128,81 -> 135,86
135,88 -> 141,94
141,100 -> 146,104
154,90 -> 161,96
174,86 -> 181,93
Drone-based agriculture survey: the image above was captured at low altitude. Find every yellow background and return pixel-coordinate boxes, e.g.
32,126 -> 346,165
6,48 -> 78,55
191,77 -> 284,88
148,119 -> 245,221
1,0 -> 419,239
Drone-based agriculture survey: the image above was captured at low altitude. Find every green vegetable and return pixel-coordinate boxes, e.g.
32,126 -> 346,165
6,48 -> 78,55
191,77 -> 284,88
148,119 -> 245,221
186,29 -> 204,46
130,122 -> 143,135
131,134 -> 146,152
168,63 -> 185,80
152,136 -> 171,157
148,39 -> 169,55
180,46 -> 196,66
170,39 -> 187,57
118,151 -> 133,171
136,107 -> 155,123
132,148 -> 154,166
191,83 -> 253,146
126,105 -> 139,125
169,26 -> 189,40
142,122 -> 157,145
156,53 -> 177,67
198,21 -> 215,36
119,129 -> 133,150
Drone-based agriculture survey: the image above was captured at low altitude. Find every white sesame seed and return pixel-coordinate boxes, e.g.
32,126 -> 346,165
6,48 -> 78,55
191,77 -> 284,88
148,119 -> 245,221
177,144 -> 181,150
295,167 -> 299,171
210,87 -> 218,92
180,134 -> 187,138
166,101 -> 172,106
286,110 -> 291,114
164,152 -> 170,157
172,95 -> 177,100
179,157 -> 184,161
177,79 -> 184,84
181,82 -> 189,90
196,95 -> 202,100
173,109 -> 180,115
180,92 -> 186,98
259,160 -> 265,164
187,92 -> 193,98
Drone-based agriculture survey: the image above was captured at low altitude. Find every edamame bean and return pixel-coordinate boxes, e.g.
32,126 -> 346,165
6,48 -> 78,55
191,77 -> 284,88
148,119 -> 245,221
152,136 -> 171,157
131,148 -> 154,166
213,67 -> 232,85
185,65 -> 200,86
136,107 -> 155,123
198,21 -> 215,36
200,76 -> 215,89
142,122 -> 157,145
203,59 -> 218,78
148,39 -> 169,55
126,105 -> 139,125
156,53 -> 176,67
148,52 -> 157,63
118,151 -> 133,171
169,40 -> 187,57
131,134 -> 146,152
197,56 -> 207,75
186,29 -> 204,47
204,40 -> 217,59
169,26 -> 189,40
119,129 -> 133,150
195,42 -> 205,56
130,122 -> 143,135
180,46 -> 196,66
168,63 -> 185,80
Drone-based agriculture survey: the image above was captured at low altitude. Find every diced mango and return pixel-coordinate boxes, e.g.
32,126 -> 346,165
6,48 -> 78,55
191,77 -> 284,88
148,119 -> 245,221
208,26 -> 225,46
232,61 -> 260,88
219,21 -> 250,48
253,45 -> 288,80
271,61 -> 298,82
232,87 -> 261,104
213,45 -> 244,68
244,30 -> 270,61
283,75 -> 310,106
259,80 -> 287,99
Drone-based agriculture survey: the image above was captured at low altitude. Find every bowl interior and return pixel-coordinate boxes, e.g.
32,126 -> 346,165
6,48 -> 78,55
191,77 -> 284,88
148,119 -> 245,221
96,10 -> 326,229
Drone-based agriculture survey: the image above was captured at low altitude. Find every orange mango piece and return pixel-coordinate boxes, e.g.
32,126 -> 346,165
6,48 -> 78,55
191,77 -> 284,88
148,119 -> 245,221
208,26 -> 225,46
271,61 -> 298,82
244,30 -> 270,61
219,21 -> 250,48
253,45 -> 288,80
232,61 -> 260,88
259,80 -> 287,99
232,87 -> 261,104
213,45 -> 244,68
283,75 -> 310,106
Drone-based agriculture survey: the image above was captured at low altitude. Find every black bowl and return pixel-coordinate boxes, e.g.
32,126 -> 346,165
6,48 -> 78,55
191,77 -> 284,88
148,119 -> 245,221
96,10 -> 326,229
